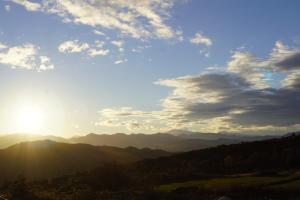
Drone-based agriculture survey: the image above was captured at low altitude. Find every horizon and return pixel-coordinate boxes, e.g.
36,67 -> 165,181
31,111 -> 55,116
0,129 -> 295,139
1,0 -> 300,137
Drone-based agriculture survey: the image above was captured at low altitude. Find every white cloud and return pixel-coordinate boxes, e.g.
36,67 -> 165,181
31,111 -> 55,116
95,40 -> 105,48
95,119 -> 155,131
11,0 -> 41,11
12,0 -> 182,40
111,40 -> 124,48
228,41 -> 300,89
200,49 -> 210,57
4,5 -> 11,12
58,40 -> 109,57
190,32 -> 213,47
0,42 -> 54,71
131,45 -> 152,53
58,40 -> 89,53
227,51 -> 268,89
39,56 -> 54,71
0,42 -> 7,49
190,32 -> 213,57
111,40 -> 124,52
175,29 -> 184,42
269,41 -> 300,88
89,48 -> 109,57
282,70 -> 300,87
100,107 -> 151,118
95,107 -> 161,132
93,30 -> 105,36
96,41 -> 300,134
0,44 -> 36,70
269,41 -> 300,71
114,59 -> 127,65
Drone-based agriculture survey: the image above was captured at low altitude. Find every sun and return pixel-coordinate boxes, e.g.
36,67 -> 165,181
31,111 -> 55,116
17,105 -> 45,133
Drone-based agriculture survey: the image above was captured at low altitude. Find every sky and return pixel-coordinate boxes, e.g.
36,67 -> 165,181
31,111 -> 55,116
0,0 -> 300,136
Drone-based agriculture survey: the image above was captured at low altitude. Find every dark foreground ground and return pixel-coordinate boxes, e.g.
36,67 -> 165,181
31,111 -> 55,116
1,170 -> 300,200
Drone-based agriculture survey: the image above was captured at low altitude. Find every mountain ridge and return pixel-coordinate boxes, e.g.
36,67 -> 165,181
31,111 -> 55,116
0,131 -> 281,151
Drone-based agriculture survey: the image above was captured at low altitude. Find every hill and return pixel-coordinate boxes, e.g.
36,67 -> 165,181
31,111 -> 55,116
0,134 -> 67,149
137,134 -> 300,181
0,140 -> 170,183
168,129 -> 278,141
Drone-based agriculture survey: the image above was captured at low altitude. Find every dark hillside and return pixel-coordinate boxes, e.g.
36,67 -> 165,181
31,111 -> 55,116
0,140 -> 170,183
137,134 -> 300,181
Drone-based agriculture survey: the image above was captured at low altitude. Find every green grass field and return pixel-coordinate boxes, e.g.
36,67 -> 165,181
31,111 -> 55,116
157,175 -> 300,192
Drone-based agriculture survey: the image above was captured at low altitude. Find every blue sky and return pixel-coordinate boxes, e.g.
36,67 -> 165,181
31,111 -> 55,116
0,0 -> 300,136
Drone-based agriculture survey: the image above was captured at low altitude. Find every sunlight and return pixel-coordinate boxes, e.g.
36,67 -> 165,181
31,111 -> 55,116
16,105 -> 45,134
3,93 -> 67,136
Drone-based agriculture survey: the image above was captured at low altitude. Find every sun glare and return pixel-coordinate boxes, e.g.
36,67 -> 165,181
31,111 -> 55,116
17,106 -> 45,133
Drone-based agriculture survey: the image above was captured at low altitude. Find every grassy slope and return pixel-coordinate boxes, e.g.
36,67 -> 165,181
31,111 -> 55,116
158,174 -> 300,192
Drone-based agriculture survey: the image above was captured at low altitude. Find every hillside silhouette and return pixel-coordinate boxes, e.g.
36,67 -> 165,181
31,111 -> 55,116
137,132 -> 300,180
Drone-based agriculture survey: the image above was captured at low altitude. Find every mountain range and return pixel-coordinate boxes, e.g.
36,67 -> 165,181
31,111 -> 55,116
0,131 -> 296,183
0,131 -> 279,152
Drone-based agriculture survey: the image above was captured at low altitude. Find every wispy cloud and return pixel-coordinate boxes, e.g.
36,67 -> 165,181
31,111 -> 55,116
190,32 -> 213,47
93,30 -> 105,36
111,40 -> 124,52
0,42 -> 7,49
114,58 -> 127,65
11,0 -> 182,40
11,0 -> 41,11
58,40 -> 109,57
4,5 -> 11,12
95,107 -> 159,132
111,40 -> 124,48
89,48 -> 109,57
190,32 -> 213,57
58,40 -> 90,53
